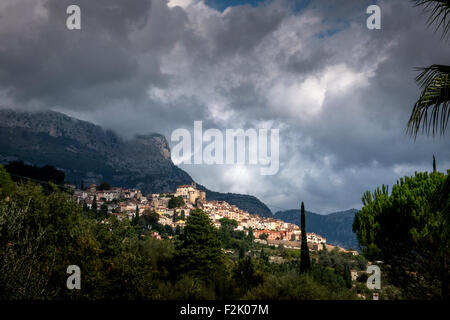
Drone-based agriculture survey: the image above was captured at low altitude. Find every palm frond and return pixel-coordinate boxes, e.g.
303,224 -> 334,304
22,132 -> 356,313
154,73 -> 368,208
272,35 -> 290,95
407,64 -> 450,138
413,0 -> 450,38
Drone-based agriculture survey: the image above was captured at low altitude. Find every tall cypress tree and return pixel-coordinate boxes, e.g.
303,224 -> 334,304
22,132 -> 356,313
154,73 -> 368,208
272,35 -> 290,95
173,210 -> 178,223
92,195 -> 97,212
134,204 -> 140,225
433,154 -> 437,172
300,201 -> 311,273
344,263 -> 352,289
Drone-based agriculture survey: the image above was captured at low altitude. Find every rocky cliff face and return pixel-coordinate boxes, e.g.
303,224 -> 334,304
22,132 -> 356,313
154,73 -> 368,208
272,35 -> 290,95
0,109 -> 192,192
0,109 -> 273,217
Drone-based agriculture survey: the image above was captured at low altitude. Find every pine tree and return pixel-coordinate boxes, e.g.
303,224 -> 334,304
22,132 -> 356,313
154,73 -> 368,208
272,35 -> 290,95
174,209 -> 224,284
300,201 -> 311,273
433,154 -> 437,172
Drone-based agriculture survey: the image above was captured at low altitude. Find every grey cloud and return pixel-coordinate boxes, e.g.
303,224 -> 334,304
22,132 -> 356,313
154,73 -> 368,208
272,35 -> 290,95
285,48 -> 331,74
0,0 -> 449,213
0,0 -> 183,112
210,4 -> 286,58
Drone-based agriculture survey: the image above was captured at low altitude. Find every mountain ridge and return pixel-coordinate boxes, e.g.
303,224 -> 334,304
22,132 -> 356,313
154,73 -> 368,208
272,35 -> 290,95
274,208 -> 359,250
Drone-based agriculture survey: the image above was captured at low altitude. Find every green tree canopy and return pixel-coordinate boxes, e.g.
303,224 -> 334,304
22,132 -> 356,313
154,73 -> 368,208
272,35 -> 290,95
141,209 -> 159,228
247,227 -> 255,243
0,174 -> 85,299
174,209 -> 224,284
258,233 -> 269,240
168,196 -> 185,209
218,218 -> 239,248
100,204 -> 108,218
232,257 -> 263,293
4,161 -> 65,185
219,218 -> 238,230
353,170 -> 450,299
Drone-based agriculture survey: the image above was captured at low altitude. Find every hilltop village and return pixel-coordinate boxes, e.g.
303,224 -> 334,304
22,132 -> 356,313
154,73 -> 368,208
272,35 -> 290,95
72,182 -> 350,252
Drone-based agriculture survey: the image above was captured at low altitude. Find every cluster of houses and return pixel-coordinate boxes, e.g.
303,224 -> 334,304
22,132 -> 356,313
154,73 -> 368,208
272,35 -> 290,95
72,182 -> 327,250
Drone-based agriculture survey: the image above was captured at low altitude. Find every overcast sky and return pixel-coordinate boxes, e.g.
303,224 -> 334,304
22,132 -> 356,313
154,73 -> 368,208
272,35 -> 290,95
0,0 -> 449,213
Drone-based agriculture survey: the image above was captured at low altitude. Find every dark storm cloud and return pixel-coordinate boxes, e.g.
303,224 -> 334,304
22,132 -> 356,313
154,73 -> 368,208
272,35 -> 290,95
0,0 -> 449,213
0,0 -> 185,111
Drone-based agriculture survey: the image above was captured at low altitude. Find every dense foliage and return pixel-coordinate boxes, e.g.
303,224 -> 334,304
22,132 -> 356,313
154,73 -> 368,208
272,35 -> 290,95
353,170 -> 450,299
174,209 -> 224,286
4,161 -> 66,194
168,196 -> 185,209
0,165 -> 402,300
